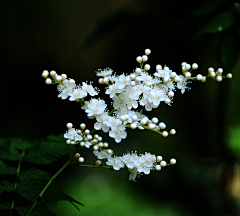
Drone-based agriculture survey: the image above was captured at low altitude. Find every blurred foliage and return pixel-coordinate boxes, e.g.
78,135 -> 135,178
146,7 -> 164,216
1,0 -> 240,215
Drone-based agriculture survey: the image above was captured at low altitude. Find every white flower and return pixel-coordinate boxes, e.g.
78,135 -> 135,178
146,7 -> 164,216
96,68 -> 113,77
94,112 -> 110,132
109,124 -> 127,143
122,153 -> 138,169
115,74 -> 131,89
82,82 -> 98,96
83,99 -> 107,117
148,88 -> 166,107
64,128 -> 83,143
106,157 -> 124,170
177,75 -> 190,94
58,80 -> 76,99
135,155 -> 152,175
105,83 -> 124,98
69,88 -> 87,101
94,149 -> 113,159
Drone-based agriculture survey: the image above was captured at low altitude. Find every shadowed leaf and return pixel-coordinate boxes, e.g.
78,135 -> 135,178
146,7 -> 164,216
15,205 -> 57,216
0,159 -> 17,175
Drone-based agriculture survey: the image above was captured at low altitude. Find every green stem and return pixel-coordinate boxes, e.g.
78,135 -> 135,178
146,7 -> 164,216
26,152 -> 74,216
79,164 -> 110,169
10,149 -> 25,216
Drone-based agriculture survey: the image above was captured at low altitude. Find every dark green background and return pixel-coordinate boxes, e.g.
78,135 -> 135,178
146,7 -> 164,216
1,0 -> 240,215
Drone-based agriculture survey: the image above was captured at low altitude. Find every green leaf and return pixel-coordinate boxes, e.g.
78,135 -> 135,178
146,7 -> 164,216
0,159 -> 17,175
190,0 -> 228,17
221,29 -> 240,73
15,205 -> 57,216
23,134 -> 74,165
17,179 -> 83,207
0,202 -> 11,210
0,180 -> 14,194
0,138 -> 21,161
20,168 -> 49,181
10,138 -> 31,150
192,10 -> 235,41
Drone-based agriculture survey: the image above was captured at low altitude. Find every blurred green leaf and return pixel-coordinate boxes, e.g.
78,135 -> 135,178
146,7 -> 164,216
23,134 -> 74,165
0,180 -> 14,194
0,159 -> 17,175
15,205 -> 57,216
0,202 -> 11,210
190,0 -> 228,17
20,168 -> 49,181
221,29 -> 240,73
192,10 -> 235,41
0,138 -> 21,161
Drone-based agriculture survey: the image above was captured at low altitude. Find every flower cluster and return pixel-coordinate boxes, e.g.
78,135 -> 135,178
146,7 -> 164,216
42,48 -> 232,181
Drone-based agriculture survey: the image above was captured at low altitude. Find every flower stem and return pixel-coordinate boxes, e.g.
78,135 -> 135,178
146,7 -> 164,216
79,164 -> 110,169
26,152 -> 74,216
9,149 -> 25,216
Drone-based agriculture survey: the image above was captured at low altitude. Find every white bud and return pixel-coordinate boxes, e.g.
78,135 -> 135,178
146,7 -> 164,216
95,160 -> 102,166
185,64 -> 191,70
86,134 -> 92,140
93,145 -> 99,151
75,153 -> 80,159
130,81 -> 136,87
152,117 -> 159,124
42,70 -> 49,78
185,72 -> 191,78
170,72 -> 176,78
103,142 -> 109,148
174,76 -> 180,82
130,123 -> 137,129
97,136 -> 102,142
56,75 -> 62,82
120,115 -> 126,121
156,65 -> 162,70
181,62 -> 187,67
170,158 -> 176,165
157,156 -> 163,162
210,71 -> 216,78
148,123 -> 156,130
182,65 -> 187,72
201,77 -> 206,83
159,122 -> 166,129
208,67 -> 214,73
103,77 -> 109,84
192,63 -> 198,70
160,161 -> 167,167
216,76 -> 222,82
155,164 -> 161,171
144,64 -> 150,71
196,74 -> 203,81
130,74 -> 136,80
136,56 -> 142,63
142,55 -> 148,62
132,115 -> 138,121
98,142 -> 103,147
145,48 -> 151,55
162,131 -> 168,137
227,73 -> 233,79
77,130 -> 82,134
107,149 -> 113,154
170,129 -> 176,135
78,157 -> 84,163
164,77 -> 170,83
66,140 -> 71,144
45,78 -> 52,84
217,68 -> 223,74
135,76 -> 141,83
69,79 -> 75,84
98,78 -> 104,84
163,66 -> 169,70
135,68 -> 141,74
50,70 -> 56,77
164,98 -> 171,104
84,129 -> 90,135
66,123 -> 73,129
61,74 -> 67,80
80,123 -> 86,130
140,119 -> 147,125
80,141 -> 85,147
168,91 -> 174,98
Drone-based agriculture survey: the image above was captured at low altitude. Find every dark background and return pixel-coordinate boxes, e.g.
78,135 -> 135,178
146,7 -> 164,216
1,0 -> 240,215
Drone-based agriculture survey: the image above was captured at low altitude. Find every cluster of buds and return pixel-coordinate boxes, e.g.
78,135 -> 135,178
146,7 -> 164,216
42,48 -> 232,181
